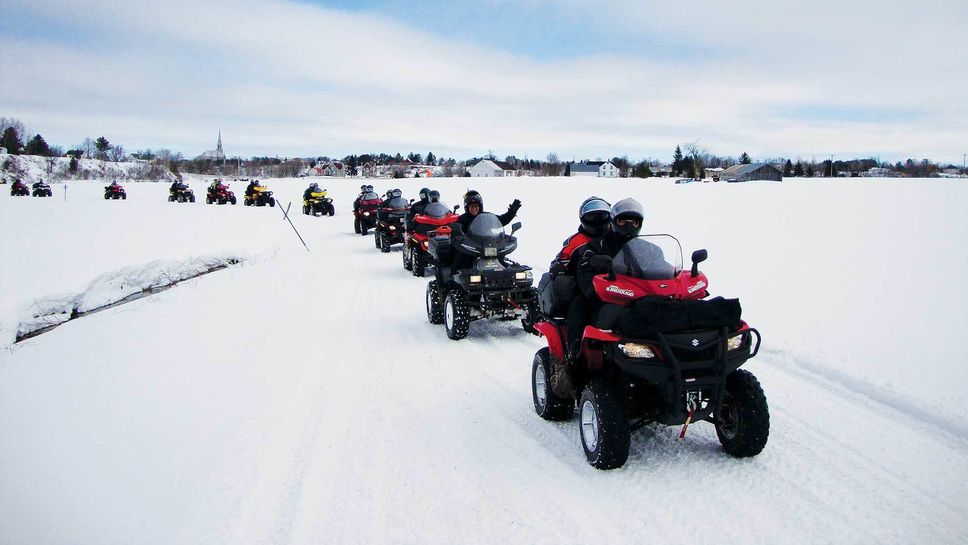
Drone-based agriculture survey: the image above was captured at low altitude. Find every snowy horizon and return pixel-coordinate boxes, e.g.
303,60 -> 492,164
2,0 -> 966,163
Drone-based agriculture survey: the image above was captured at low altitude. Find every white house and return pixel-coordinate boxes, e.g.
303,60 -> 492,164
468,159 -> 514,177
568,160 -> 619,177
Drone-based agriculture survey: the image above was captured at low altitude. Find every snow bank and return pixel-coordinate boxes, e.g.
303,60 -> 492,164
1,153 -> 170,184
7,255 -> 242,344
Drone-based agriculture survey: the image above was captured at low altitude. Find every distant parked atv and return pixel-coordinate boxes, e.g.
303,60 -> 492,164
425,213 -> 537,340
403,201 -> 459,277
168,183 -> 195,203
353,190 -> 381,235
374,196 -> 410,252
244,184 -> 276,207
206,182 -> 237,205
10,180 -> 30,196
530,235 -> 767,470
303,190 -> 335,216
104,183 -> 127,200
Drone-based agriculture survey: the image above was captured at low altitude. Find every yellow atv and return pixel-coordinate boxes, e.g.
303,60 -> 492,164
303,190 -> 335,216
244,184 -> 276,207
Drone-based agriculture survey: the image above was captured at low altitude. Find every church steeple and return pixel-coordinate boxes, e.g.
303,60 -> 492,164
216,130 -> 223,155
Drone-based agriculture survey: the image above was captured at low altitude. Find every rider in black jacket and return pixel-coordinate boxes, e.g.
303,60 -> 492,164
456,190 -> 521,233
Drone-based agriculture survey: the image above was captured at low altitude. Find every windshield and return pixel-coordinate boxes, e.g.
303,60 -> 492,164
362,191 -> 379,200
387,197 -> 409,210
467,212 -> 506,243
423,202 -> 450,218
612,235 -> 682,280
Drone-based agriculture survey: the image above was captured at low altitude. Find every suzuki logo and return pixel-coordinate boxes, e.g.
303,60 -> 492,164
605,285 -> 635,298
691,339 -> 700,347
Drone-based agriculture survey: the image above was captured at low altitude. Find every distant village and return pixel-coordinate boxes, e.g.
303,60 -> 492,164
1,119 -> 965,183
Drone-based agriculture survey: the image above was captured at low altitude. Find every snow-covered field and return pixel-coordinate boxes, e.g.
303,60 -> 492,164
1,177 -> 966,544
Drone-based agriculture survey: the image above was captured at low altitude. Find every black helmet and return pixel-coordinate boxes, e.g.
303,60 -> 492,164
463,190 -> 483,210
419,187 -> 430,201
391,188 -> 403,199
365,184 -> 374,192
360,184 -> 367,191
428,190 -> 440,203
610,198 -> 645,241
579,196 -> 611,237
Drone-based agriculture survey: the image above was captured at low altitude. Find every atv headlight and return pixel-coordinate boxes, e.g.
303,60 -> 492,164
469,275 -> 482,283
363,212 -> 370,216
484,247 -> 497,257
727,333 -> 745,351
620,343 -> 657,359
514,271 -> 532,281
389,225 -> 396,230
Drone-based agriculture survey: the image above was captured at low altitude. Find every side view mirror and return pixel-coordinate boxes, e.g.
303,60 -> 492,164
691,249 -> 708,277
454,205 -> 460,212
510,222 -> 522,235
409,198 -> 414,204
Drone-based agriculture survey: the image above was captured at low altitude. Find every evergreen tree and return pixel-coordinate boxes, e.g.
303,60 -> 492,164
794,161 -> 804,176
806,163 -> 815,177
684,157 -> 697,178
672,146 -> 684,174
426,151 -> 436,165
24,134 -> 52,156
739,152 -> 752,164
69,156 -> 79,174
1,127 -> 24,154
95,136 -> 111,159
632,161 -> 653,178
783,159 -> 793,176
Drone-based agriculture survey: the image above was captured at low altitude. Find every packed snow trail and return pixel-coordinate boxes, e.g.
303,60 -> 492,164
1,179 -> 966,544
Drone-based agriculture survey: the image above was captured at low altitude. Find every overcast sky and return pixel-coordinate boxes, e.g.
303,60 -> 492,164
2,0 -> 966,164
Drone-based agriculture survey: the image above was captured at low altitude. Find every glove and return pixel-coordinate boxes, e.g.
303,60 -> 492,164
509,199 -> 522,213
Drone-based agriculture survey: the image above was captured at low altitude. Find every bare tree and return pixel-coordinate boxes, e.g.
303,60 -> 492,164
543,153 -> 560,177
109,145 -> 127,162
79,138 -> 96,158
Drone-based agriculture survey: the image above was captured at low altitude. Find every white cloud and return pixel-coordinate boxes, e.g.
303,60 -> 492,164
3,0 -> 965,163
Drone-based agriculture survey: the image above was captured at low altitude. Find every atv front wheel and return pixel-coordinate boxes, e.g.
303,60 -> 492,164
189,195 -> 195,202
412,251 -> 426,277
327,205 -> 335,216
444,291 -> 470,340
533,348 -> 573,421
374,230 -> 381,248
715,369 -> 769,457
269,197 -> 276,207
426,281 -> 443,324
230,196 -> 237,205
402,244 -> 413,270
579,380 -> 630,470
380,233 -> 391,253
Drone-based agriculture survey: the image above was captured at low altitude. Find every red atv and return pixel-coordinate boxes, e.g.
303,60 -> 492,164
10,180 -> 30,196
206,181 -> 237,205
374,196 -> 410,252
353,191 -> 381,235
104,183 -> 127,200
403,202 -> 459,277
531,235 -> 766,470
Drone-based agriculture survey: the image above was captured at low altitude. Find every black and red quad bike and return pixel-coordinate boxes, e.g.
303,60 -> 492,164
353,191 -> 381,235
103,183 -> 127,200
206,182 -> 236,205
403,201 -> 459,276
374,196 -> 410,252
10,180 -> 30,196
531,235 -> 766,470
425,212 -> 537,340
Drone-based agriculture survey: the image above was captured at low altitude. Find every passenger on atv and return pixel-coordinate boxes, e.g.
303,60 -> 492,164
425,211 -> 536,340
405,187 -> 432,232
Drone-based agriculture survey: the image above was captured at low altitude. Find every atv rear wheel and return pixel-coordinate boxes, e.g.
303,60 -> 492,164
579,380 -> 630,470
532,348 -> 573,421
715,369 -> 769,457
444,290 -> 470,340
230,196 -> 237,205
269,197 -> 276,207
426,281 -> 443,324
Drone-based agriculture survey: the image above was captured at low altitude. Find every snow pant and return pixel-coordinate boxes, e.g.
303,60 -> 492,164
566,292 -> 593,359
